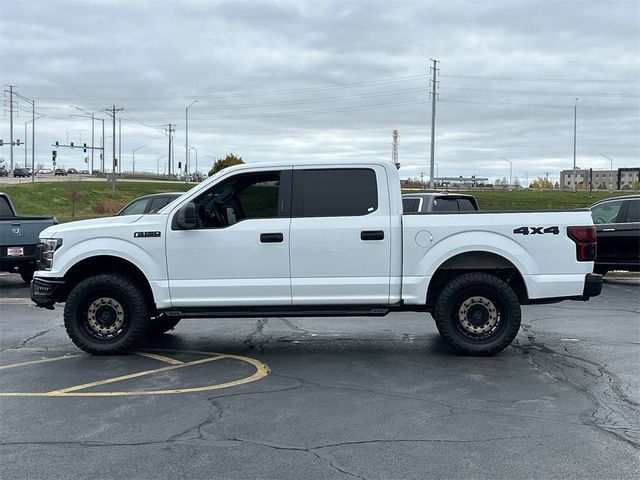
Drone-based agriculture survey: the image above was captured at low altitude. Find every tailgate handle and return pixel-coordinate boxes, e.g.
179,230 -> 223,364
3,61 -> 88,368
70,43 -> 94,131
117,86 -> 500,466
361,230 -> 384,241
260,233 -> 284,243
602,228 -> 615,232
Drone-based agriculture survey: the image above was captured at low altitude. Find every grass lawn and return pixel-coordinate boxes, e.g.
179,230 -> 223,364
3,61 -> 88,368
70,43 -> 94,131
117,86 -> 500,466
1,178 -> 635,223
402,189 -> 634,211
1,179 -> 193,222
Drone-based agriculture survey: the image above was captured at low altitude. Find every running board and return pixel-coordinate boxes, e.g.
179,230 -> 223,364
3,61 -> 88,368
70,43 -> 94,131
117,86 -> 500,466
161,306 -> 392,319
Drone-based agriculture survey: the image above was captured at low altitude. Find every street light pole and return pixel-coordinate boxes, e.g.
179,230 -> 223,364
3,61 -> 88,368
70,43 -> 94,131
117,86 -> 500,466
599,153 -> 614,192
501,157 -> 512,188
185,99 -> 198,182
573,98 -> 578,192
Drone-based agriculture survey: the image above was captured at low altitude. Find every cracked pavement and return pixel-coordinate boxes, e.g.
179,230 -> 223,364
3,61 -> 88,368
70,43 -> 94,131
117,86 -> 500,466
0,273 -> 638,479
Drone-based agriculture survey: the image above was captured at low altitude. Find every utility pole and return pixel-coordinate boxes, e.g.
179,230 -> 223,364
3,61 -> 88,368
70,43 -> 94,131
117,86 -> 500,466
429,59 -> 439,189
105,105 -> 123,195
6,85 -> 15,171
573,98 -> 578,192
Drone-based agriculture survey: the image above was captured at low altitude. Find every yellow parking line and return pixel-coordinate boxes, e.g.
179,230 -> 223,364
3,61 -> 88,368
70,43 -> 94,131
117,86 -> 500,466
133,351 -> 183,365
46,355 -> 225,395
0,354 -> 82,370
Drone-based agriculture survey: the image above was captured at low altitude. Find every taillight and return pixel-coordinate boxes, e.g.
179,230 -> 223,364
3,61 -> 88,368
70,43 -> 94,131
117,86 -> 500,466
567,226 -> 597,261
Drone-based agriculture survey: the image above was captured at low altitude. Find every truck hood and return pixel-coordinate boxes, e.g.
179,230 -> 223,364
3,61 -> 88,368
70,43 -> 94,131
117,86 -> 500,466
39,214 -> 156,239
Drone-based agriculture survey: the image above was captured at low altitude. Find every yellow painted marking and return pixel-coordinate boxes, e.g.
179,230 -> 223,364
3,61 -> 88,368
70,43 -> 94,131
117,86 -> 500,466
133,351 -> 183,365
47,356 -> 225,395
0,349 -> 270,397
0,353 -> 82,370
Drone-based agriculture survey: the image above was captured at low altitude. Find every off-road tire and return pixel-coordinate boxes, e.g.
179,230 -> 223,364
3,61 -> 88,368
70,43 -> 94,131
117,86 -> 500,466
146,314 -> 181,336
64,274 -> 150,355
433,272 -> 521,356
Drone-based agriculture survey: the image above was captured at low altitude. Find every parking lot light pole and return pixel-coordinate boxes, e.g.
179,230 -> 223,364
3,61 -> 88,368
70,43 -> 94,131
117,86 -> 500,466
599,153 -> 614,192
185,100 -> 198,181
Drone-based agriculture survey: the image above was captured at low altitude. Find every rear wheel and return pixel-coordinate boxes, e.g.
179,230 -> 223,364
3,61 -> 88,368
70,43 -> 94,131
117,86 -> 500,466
433,272 -> 521,355
64,274 -> 150,354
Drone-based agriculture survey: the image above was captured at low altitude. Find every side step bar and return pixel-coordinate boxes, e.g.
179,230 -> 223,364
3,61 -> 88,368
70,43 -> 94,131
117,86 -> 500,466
161,306 -> 393,319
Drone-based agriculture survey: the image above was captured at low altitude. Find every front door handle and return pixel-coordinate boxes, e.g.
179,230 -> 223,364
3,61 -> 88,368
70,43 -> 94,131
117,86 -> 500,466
260,233 -> 284,243
361,230 -> 384,241
602,228 -> 616,232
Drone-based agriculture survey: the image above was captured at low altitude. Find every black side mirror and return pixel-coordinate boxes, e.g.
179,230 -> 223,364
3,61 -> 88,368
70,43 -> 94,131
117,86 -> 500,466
173,202 -> 197,230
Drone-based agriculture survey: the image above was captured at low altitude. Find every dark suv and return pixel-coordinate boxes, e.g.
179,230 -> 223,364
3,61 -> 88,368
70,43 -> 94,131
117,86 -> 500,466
589,195 -> 639,274
13,168 -> 30,178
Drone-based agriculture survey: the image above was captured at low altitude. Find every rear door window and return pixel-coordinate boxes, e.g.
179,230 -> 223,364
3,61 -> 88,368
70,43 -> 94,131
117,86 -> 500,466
591,200 -> 624,224
293,168 -> 378,217
457,198 -> 477,211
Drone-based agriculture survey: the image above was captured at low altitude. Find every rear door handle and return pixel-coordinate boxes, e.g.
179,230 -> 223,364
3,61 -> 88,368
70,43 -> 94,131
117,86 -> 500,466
260,233 -> 284,243
361,230 -> 384,241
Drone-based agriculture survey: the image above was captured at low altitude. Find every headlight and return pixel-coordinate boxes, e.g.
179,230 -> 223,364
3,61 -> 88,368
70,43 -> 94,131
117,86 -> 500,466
39,238 -> 63,271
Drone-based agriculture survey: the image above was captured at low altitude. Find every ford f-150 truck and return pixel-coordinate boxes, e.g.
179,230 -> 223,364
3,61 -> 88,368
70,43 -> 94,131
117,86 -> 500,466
30,160 -> 602,356
1,192 -> 57,283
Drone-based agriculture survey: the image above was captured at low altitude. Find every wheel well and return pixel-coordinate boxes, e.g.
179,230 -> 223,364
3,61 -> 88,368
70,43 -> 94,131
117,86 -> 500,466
426,251 -> 528,306
63,256 -> 156,311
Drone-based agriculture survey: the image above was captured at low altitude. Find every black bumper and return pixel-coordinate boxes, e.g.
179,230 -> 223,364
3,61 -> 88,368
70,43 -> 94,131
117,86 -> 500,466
30,277 -> 66,310
582,273 -> 603,299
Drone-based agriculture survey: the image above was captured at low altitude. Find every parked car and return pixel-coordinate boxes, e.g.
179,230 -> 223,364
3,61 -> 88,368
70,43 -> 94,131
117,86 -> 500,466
0,192 -> 57,283
38,168 -> 53,175
54,169 -> 67,176
0,167 -> 8,177
116,192 -> 183,216
403,192 -> 479,213
67,168 -> 78,174
589,195 -> 640,275
13,168 -> 30,178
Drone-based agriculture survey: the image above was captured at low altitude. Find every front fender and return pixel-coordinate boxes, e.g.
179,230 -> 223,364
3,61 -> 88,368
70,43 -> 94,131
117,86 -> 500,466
50,237 -> 166,281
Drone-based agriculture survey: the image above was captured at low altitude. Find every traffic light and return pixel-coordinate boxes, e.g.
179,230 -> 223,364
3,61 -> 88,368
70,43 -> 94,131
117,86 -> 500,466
52,150 -> 57,160
0,139 -> 3,146
178,162 -> 182,169
70,142 -> 74,148
16,139 -> 21,146
83,143 -> 87,153
55,141 -> 59,147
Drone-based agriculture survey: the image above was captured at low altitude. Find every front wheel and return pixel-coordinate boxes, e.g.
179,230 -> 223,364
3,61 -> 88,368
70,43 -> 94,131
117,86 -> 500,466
19,266 -> 35,284
64,274 -> 150,354
433,272 -> 521,356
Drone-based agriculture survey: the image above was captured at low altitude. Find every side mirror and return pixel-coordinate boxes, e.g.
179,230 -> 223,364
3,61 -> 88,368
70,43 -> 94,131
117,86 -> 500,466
173,202 -> 197,230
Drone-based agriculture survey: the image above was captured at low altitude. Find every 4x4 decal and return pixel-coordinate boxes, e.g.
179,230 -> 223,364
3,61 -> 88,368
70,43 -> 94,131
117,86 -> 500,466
513,226 -> 559,235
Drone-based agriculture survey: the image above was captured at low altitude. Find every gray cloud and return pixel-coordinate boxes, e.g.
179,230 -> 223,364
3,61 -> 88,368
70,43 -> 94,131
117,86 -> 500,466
0,0 -> 638,182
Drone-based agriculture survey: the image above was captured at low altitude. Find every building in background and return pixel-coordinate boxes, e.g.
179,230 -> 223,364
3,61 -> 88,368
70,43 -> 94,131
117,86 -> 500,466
560,167 -> 640,190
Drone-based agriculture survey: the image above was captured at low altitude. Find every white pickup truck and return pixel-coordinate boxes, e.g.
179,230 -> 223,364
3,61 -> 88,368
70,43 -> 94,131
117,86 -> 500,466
31,160 -> 602,356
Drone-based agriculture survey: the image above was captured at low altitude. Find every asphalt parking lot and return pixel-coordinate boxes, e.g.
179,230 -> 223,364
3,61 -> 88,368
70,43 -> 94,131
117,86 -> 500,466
1,273 -> 638,479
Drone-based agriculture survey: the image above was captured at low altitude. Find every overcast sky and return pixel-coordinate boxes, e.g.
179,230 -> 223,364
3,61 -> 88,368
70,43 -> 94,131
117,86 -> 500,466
1,0 -> 638,183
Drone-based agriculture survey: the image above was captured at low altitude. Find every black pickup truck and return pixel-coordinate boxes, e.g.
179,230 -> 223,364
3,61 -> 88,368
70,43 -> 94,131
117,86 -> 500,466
0,193 -> 57,283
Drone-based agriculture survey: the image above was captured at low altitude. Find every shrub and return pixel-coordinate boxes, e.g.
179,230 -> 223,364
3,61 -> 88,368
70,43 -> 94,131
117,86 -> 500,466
91,200 -> 125,214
